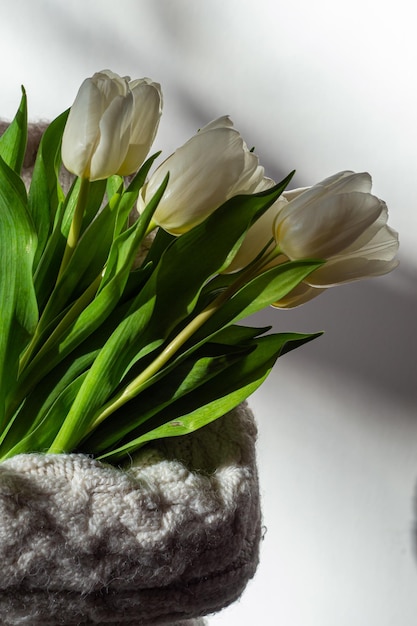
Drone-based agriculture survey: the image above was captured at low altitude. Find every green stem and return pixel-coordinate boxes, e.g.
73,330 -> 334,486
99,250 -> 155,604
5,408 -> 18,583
144,218 -> 158,237
251,242 -> 284,273
86,296 -> 227,432
57,178 -> 91,282
18,323 -> 44,375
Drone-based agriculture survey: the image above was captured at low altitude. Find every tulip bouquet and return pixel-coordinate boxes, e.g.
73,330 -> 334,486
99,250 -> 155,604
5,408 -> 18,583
0,70 -> 399,465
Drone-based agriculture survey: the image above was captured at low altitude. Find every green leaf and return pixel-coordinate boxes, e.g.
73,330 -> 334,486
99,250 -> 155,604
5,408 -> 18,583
96,331 -> 320,463
1,372 -> 88,459
44,174 -> 294,453
0,87 -> 27,174
28,110 -> 69,269
113,151 -> 161,237
46,297 -> 157,453
79,178 -> 107,233
138,221 -> 175,267
81,340 -> 252,454
32,174 -> 97,313
0,156 -> 38,427
191,259 -> 324,343
99,156 -> 164,292
35,175 -> 166,368
0,348 -> 96,456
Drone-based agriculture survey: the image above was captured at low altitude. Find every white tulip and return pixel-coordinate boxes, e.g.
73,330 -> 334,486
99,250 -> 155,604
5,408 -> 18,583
227,171 -> 380,272
224,170 -> 398,306
62,70 -> 162,181
274,172 -> 385,260
138,116 -> 264,234
273,171 -> 399,285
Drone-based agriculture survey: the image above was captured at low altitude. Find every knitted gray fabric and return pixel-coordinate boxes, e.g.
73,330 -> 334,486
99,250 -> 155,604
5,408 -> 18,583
0,404 -> 261,625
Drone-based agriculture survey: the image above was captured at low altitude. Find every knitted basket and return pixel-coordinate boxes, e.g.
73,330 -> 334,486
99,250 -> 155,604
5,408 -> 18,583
0,403 -> 261,625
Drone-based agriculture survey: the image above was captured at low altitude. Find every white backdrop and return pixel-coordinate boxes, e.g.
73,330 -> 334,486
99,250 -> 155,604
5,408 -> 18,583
1,1 -> 416,624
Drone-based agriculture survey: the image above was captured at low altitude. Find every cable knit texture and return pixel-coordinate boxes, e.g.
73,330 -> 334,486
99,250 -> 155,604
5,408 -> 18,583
0,404 -> 261,625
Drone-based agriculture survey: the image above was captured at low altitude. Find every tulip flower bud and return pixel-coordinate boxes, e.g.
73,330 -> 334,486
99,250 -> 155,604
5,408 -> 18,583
274,171 -> 399,286
62,70 -> 162,181
224,170 -> 398,306
138,116 -> 265,234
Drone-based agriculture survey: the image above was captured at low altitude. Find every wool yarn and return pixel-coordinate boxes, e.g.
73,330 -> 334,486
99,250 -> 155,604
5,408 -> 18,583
0,404 -> 261,625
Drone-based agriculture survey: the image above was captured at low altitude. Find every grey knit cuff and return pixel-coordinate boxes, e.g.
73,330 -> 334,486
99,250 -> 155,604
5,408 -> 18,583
0,403 -> 261,625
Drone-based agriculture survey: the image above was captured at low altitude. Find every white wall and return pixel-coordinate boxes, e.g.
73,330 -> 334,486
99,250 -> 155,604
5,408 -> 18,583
2,1 -> 416,624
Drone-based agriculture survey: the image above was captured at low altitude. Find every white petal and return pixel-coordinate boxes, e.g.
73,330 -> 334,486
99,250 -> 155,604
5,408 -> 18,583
272,282 -> 325,308
198,116 -> 234,133
117,79 -> 162,175
285,172 -> 372,204
281,172 -> 372,209
323,204 -> 390,259
224,198 -> 286,273
283,186 -> 310,201
316,170 -> 355,188
62,78 -> 104,177
227,149 -> 263,196
143,127 -> 248,233
89,93 -> 133,180
307,256 -> 399,286
128,78 -> 163,146
307,224 -> 399,286
92,70 -> 129,101
326,171 -> 372,194
276,192 -> 384,259
254,177 -> 276,192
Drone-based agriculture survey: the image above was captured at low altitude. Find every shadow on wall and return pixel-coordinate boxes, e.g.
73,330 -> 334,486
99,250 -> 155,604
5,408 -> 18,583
250,263 -> 417,410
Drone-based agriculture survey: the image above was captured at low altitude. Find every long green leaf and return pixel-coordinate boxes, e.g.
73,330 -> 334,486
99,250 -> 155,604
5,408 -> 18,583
0,156 -> 37,426
0,342 -> 99,456
0,88 -> 27,174
31,177 -> 109,333
190,259 -> 324,344
28,110 -> 69,269
110,260 -> 322,409
97,331 -> 319,463
1,372 -> 88,459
